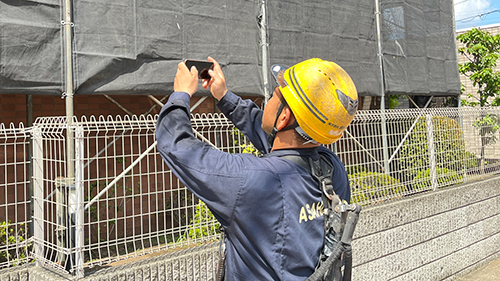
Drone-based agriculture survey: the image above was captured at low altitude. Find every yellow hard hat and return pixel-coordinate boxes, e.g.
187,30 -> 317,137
271,58 -> 358,144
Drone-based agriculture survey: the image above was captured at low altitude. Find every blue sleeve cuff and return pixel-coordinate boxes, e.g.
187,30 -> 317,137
217,91 -> 238,113
168,91 -> 191,107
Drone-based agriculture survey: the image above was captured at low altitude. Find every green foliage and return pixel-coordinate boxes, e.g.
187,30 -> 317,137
349,171 -> 407,204
462,150 -> 480,170
183,201 -> 221,241
346,165 -> 367,175
457,28 -> 500,169
473,112 -> 500,146
388,95 -> 405,109
231,128 -> 261,156
412,168 -> 463,191
400,116 -> 476,175
457,28 -> 500,107
0,221 -> 30,266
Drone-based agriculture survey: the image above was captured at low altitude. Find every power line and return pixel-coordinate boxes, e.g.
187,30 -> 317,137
455,6 -> 495,18
456,9 -> 500,22
455,0 -> 474,5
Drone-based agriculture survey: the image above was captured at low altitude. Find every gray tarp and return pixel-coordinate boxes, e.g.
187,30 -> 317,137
0,0 -> 460,97
0,0 -> 62,95
380,0 -> 460,96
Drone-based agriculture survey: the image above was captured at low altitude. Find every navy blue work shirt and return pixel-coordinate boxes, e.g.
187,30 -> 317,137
156,91 -> 350,280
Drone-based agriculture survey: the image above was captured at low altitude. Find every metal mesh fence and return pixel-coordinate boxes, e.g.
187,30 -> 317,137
0,123 -> 32,268
4,106 -> 500,276
333,107 -> 499,205
30,114 -> 258,276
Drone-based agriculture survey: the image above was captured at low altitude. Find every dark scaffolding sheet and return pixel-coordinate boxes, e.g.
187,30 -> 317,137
72,0 -> 262,96
267,0 -> 382,96
0,0 -> 63,95
0,0 -> 460,97
380,0 -> 460,96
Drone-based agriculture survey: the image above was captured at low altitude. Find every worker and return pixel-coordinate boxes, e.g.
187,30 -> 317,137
156,56 -> 358,280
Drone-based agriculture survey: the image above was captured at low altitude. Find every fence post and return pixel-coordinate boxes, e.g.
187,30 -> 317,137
426,114 -> 438,190
73,125 -> 85,278
56,179 -> 66,265
32,126 -> 44,265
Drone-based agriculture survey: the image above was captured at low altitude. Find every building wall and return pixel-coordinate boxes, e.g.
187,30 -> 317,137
0,94 -> 264,126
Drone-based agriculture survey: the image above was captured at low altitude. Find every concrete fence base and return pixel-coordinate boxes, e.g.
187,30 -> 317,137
352,175 -> 500,280
1,176 -> 499,281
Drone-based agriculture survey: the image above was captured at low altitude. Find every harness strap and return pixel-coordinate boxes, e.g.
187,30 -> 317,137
215,228 -> 226,281
281,154 -> 336,202
280,154 -> 310,171
281,154 -> 361,281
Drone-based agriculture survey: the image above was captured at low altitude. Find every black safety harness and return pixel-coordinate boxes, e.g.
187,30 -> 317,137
281,154 -> 361,281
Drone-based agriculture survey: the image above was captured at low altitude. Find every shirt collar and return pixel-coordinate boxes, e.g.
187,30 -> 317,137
264,147 -> 320,160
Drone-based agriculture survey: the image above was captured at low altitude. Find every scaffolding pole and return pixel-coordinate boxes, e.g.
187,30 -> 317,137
259,0 -> 270,104
63,0 -> 74,182
62,0 -> 83,277
375,0 -> 390,174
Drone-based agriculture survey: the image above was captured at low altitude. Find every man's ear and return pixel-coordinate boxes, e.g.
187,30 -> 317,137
276,107 -> 294,130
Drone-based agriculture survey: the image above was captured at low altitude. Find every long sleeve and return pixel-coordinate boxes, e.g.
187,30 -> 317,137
155,91 -> 246,226
217,91 -> 271,154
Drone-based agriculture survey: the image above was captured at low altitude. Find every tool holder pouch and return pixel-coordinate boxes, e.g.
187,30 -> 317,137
307,156 -> 361,281
308,201 -> 361,281
317,206 -> 345,281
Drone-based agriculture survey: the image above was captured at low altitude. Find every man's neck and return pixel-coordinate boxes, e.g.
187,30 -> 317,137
271,130 -> 320,151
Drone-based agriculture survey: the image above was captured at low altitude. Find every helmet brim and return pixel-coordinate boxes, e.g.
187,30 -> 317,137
271,64 -> 289,88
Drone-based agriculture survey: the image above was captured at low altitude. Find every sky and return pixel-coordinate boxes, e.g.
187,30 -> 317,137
455,0 -> 500,30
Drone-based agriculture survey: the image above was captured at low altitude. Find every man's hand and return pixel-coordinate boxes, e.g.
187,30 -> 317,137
202,57 -> 228,100
174,62 -> 199,97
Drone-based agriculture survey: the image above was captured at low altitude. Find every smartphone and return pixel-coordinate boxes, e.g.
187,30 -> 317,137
185,60 -> 214,79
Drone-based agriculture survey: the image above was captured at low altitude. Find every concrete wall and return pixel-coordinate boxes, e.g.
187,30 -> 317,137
1,176 -> 499,281
352,175 -> 500,280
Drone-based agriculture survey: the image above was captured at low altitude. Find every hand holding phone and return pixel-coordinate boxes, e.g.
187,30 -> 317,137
185,60 -> 214,80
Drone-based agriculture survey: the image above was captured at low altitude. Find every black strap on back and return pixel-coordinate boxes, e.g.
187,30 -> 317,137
281,154 -> 361,281
280,154 -> 337,204
215,227 -> 226,281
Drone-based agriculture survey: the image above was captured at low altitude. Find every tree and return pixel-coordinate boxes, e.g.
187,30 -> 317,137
458,28 -> 500,107
457,28 -> 500,171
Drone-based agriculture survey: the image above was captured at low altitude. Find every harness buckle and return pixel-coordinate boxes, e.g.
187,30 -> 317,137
334,203 -> 357,213
321,181 -> 332,201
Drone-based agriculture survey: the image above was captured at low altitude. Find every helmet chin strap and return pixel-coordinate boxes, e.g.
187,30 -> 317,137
267,102 -> 300,147
267,102 -> 285,147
